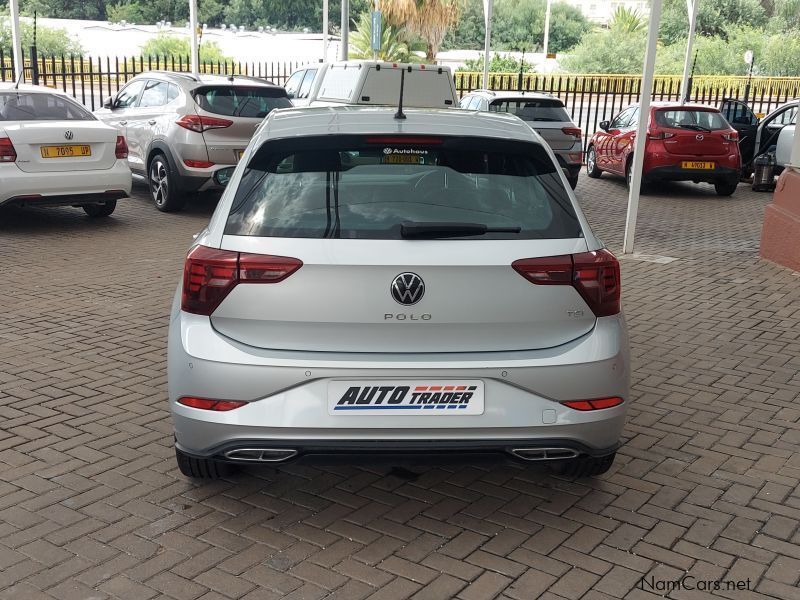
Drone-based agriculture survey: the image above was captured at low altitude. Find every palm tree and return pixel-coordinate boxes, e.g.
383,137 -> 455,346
380,0 -> 461,62
608,6 -> 646,34
349,11 -> 426,62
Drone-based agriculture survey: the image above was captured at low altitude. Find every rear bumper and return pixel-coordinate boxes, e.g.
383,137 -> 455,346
177,438 -> 621,466
0,161 -> 132,206
645,164 -> 739,183
168,310 -> 631,457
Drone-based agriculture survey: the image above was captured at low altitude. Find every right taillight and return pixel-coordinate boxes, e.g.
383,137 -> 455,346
512,249 -> 621,317
722,131 -> 738,142
648,131 -> 676,140
115,135 -> 128,159
0,137 -> 17,162
176,114 -> 234,133
181,245 -> 303,315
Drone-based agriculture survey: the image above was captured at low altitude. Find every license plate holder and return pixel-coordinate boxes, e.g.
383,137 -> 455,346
328,380 -> 484,415
40,145 -> 91,158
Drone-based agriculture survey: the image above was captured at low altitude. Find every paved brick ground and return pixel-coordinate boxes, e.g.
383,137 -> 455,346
1,174 -> 799,600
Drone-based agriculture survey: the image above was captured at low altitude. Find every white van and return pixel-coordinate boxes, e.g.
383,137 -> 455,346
285,61 -> 458,109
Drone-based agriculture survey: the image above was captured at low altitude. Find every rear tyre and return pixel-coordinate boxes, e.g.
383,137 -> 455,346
82,201 -> 116,218
175,447 -> 232,479
149,153 -> 185,213
552,452 -> 616,478
586,146 -> 602,178
625,160 -> 648,194
714,179 -> 739,197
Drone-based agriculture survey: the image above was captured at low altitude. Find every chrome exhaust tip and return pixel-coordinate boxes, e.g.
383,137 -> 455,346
223,448 -> 298,463
509,448 -> 580,461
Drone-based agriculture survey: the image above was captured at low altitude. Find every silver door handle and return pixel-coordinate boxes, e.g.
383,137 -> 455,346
148,120 -> 157,125
119,121 -> 127,126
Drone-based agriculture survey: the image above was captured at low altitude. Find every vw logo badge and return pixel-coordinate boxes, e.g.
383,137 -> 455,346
391,272 -> 425,306
695,134 -> 704,141
64,131 -> 74,140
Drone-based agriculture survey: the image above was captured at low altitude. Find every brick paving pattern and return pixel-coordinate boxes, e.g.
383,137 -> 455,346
0,173 -> 798,600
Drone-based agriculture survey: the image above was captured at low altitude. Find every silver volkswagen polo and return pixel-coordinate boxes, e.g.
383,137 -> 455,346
168,105 -> 630,479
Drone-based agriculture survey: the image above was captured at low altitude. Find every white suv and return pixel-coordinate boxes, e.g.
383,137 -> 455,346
285,61 -> 458,109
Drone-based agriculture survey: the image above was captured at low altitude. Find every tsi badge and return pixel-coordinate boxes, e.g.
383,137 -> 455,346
328,380 -> 485,415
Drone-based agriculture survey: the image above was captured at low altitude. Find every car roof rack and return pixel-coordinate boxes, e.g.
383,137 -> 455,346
144,70 -> 201,83
223,74 -> 277,86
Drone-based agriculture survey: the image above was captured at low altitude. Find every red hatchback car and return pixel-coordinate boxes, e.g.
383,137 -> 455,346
586,102 -> 741,196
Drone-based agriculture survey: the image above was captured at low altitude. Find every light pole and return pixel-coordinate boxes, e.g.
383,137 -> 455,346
681,0 -> 699,102
9,0 -> 23,82
322,0 -> 329,60
189,0 -> 199,76
482,0 -> 493,89
542,0 -> 552,59
340,0 -> 349,60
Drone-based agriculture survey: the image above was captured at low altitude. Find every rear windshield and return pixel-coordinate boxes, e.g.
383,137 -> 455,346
0,92 -> 94,121
193,86 -> 291,118
224,136 -> 581,240
489,99 -> 571,122
655,109 -> 729,131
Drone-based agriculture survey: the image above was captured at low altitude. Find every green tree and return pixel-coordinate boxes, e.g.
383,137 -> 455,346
492,0 -> 590,53
20,0 -> 105,20
458,53 -> 534,73
348,11 -> 425,61
140,32 -> 229,62
0,19 -> 84,56
381,0 -> 461,60
562,29 -> 647,74
608,6 -> 646,33
660,0 -> 766,44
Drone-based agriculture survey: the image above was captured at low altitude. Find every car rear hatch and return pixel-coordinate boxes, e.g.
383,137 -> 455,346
191,85 -> 292,166
184,134 -> 619,353
489,98 -> 580,151
653,108 -> 733,157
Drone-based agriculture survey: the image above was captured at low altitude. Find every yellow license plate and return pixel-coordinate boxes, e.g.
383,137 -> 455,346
383,154 -> 423,165
40,145 -> 91,158
681,161 -> 715,170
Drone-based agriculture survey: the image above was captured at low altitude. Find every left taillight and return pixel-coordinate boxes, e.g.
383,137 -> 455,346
562,397 -> 624,411
115,135 -> 128,159
512,249 -> 621,317
181,245 -> 303,316
561,127 -> 582,140
0,137 -> 17,162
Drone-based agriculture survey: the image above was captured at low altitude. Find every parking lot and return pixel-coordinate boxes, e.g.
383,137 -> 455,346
1,174 -> 799,600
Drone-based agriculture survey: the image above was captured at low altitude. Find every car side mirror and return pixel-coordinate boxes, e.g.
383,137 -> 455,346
213,166 -> 236,187
599,120 -> 610,132
103,96 -> 114,109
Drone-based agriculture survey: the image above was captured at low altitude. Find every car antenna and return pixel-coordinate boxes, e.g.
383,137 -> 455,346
394,66 -> 411,120
13,71 -> 23,90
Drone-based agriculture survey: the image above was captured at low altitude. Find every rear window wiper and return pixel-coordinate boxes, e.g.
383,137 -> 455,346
400,221 -> 521,239
676,124 -> 711,132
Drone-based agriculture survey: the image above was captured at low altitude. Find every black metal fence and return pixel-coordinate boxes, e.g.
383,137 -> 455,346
3,48 -> 799,153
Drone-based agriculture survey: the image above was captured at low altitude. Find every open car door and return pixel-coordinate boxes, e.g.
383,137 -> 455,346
720,98 -> 759,171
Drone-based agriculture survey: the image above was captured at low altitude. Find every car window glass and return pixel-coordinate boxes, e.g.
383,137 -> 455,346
720,100 -> 757,126
489,98 -> 571,122
465,96 -> 479,110
298,69 -> 317,99
459,96 -> 472,109
115,80 -> 146,109
225,136 -> 581,241
610,107 -> 634,129
769,107 -> 797,127
167,83 -> 180,103
193,86 -> 292,118
138,81 -> 170,108
318,66 -> 362,100
0,92 -> 95,121
655,109 -> 729,131
284,70 -> 305,98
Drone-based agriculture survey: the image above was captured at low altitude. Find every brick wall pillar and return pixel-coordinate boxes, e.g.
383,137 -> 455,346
760,168 -> 800,272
